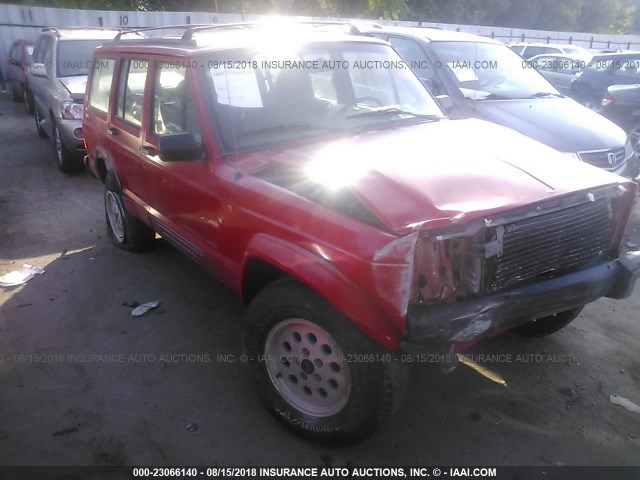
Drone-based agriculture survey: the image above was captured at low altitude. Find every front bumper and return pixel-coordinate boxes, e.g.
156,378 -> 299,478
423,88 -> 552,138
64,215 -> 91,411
401,251 -> 640,352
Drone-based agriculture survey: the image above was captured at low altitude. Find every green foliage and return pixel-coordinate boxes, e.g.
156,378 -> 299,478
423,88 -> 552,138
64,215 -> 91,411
3,0 -> 638,33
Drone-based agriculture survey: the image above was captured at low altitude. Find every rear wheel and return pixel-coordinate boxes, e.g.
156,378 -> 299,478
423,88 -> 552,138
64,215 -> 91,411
105,173 -> 155,252
23,86 -> 34,114
243,278 -> 407,444
511,306 -> 584,337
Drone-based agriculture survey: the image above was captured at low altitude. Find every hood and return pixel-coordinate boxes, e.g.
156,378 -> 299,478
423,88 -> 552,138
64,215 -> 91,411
59,75 -> 87,101
468,97 -> 626,152
241,119 -> 626,234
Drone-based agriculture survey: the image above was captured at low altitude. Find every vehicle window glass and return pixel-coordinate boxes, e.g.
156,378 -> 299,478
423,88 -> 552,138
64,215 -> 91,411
9,44 -> 18,62
57,39 -> 107,78
43,38 -> 53,74
509,45 -> 525,55
388,36 -> 433,80
116,59 -> 148,127
524,46 -> 556,58
535,57 -> 557,71
152,62 -> 202,144
203,43 -> 443,152
612,59 -> 640,79
26,46 -> 34,63
88,58 -> 116,113
429,41 -> 559,100
33,38 -> 46,64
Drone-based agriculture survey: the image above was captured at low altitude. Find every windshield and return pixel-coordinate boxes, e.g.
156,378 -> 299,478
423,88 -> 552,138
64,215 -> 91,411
203,42 -> 444,152
57,39 -> 105,77
429,41 -> 560,100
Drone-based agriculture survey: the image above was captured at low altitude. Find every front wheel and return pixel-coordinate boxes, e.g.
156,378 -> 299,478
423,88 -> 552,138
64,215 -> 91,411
243,279 -> 407,444
23,86 -> 34,114
53,123 -> 79,173
35,108 -> 47,138
511,306 -> 584,337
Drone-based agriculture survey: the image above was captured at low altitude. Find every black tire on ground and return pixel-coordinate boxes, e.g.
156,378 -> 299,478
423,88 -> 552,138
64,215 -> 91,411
23,86 -> 34,114
53,123 -> 80,173
243,278 -> 408,444
34,108 -> 47,138
11,84 -> 21,102
104,173 -> 156,253
510,306 -> 584,337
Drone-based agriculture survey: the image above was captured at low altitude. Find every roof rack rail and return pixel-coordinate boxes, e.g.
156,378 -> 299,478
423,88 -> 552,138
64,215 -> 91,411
42,26 -> 127,36
112,23 -> 258,41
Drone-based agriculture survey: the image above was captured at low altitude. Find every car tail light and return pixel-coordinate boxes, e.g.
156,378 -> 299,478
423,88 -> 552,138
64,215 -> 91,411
601,94 -> 614,106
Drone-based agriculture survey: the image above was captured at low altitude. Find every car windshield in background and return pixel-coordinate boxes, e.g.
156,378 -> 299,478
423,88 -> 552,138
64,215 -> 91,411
57,39 -> 106,77
203,42 -> 444,151
430,41 -> 560,100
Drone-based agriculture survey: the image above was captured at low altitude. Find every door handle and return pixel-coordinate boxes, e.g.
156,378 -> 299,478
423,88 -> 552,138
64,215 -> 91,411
140,145 -> 157,156
106,127 -> 118,136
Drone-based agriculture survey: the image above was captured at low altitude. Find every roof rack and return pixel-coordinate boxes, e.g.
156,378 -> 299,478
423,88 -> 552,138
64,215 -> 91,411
42,26 -> 126,36
112,23 -> 258,41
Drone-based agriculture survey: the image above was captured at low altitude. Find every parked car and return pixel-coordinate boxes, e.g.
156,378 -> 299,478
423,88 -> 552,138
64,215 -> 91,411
28,27 -> 123,172
362,26 -> 638,178
509,42 -> 592,63
83,23 -> 640,443
6,39 -> 35,113
570,52 -> 640,109
600,83 -> 640,153
527,53 -> 586,95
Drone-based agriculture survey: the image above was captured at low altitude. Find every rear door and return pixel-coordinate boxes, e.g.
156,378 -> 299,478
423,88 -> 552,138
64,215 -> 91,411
106,57 -> 152,218
84,56 -> 117,173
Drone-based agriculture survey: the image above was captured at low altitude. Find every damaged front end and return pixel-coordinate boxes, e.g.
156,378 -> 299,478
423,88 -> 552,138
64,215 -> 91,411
399,183 -> 640,361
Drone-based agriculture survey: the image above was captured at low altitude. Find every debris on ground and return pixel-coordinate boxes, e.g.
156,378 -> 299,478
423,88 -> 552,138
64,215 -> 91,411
626,240 -> 638,249
131,301 -> 160,317
0,264 -> 45,287
609,395 -> 640,414
184,421 -> 199,432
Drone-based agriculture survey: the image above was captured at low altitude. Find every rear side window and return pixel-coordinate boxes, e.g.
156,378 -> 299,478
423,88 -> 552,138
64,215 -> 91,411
115,59 -> 148,127
88,58 -> 115,113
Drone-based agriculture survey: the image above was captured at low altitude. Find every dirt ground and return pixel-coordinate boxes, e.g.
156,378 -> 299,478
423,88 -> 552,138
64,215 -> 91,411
0,92 -> 639,469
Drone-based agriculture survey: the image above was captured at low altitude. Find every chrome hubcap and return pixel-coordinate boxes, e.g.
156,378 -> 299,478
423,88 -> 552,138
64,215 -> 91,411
264,318 -> 351,417
105,191 -> 125,242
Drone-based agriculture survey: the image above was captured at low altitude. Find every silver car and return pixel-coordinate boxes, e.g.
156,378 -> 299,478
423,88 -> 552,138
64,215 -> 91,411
29,28 -> 121,172
527,53 -> 586,95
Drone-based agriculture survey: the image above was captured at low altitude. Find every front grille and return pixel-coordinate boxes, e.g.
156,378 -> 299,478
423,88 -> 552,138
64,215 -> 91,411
490,198 -> 612,291
578,146 -> 626,170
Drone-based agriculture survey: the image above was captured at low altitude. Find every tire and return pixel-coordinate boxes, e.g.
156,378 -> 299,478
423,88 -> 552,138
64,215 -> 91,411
34,108 -> 47,138
104,173 -> 155,252
53,122 -> 80,173
510,306 -> 584,337
12,84 -> 21,102
243,278 -> 408,444
23,86 -> 34,114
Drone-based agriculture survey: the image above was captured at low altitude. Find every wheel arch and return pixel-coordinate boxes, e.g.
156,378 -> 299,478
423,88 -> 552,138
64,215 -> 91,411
241,234 -> 402,351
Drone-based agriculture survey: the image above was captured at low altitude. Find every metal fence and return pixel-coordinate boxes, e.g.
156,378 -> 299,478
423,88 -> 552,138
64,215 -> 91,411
2,2 -> 640,67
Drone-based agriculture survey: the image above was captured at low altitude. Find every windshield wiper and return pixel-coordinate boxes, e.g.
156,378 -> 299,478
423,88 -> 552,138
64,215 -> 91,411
347,106 -> 442,121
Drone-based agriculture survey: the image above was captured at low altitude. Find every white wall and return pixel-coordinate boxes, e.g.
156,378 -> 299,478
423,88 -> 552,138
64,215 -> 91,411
2,2 -> 640,68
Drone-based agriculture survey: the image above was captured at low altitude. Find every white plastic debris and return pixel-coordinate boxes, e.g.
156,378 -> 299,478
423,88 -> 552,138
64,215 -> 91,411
609,394 -> 640,414
0,264 -> 45,287
131,301 -> 160,317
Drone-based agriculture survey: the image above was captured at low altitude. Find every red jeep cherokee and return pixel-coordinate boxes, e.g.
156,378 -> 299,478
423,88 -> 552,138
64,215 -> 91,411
83,24 -> 640,442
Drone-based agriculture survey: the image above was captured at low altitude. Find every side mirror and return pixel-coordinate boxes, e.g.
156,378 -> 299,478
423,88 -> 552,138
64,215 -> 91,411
158,132 -> 201,162
29,63 -> 48,78
435,94 -> 454,113
421,78 -> 441,96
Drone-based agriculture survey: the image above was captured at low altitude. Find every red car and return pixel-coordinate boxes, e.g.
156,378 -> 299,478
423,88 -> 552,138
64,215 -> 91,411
6,39 -> 35,113
83,24 -> 640,443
